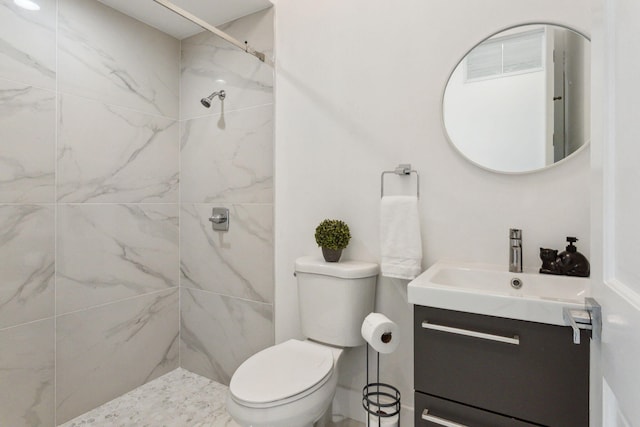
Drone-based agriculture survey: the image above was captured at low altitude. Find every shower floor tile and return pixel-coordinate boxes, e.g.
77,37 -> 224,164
58,367 -> 365,427
59,368 -> 237,427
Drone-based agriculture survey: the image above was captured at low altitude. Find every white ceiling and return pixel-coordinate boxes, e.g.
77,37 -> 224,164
97,0 -> 273,40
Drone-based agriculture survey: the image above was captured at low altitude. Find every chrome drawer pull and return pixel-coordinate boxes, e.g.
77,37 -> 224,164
422,321 -> 520,345
421,409 -> 468,427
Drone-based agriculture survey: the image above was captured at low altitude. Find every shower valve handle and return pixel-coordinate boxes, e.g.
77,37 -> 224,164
209,213 -> 227,224
208,208 -> 230,232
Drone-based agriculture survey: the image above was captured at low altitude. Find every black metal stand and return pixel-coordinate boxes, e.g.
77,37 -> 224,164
362,345 -> 401,426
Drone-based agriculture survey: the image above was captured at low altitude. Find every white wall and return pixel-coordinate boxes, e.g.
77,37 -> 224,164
274,0 -> 591,423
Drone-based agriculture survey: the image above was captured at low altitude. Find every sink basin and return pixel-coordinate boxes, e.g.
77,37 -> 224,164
408,261 -> 590,326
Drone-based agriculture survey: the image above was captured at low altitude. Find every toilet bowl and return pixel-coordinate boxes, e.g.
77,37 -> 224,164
226,257 -> 379,427
227,339 -> 343,427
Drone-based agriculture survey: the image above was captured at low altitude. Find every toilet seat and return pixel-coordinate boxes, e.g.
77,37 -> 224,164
229,339 -> 334,409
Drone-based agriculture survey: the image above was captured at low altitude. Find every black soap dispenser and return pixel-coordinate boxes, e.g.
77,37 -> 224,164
558,237 -> 590,277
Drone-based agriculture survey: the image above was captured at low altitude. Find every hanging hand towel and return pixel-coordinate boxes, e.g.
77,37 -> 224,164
380,195 -> 423,280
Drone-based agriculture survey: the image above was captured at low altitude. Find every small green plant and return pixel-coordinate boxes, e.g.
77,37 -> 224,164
314,219 -> 351,250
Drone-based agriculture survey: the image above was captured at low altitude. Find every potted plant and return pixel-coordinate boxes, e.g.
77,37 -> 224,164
314,219 -> 351,262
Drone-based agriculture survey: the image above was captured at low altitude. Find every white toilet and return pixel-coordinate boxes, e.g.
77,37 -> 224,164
227,256 -> 379,427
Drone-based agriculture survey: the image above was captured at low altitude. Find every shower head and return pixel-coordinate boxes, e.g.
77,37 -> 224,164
201,90 -> 226,108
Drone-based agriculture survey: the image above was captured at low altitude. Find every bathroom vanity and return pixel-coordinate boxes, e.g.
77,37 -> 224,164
408,261 -> 592,426
414,305 -> 589,426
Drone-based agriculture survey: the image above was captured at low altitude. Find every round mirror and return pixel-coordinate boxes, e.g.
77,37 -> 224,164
442,24 -> 590,173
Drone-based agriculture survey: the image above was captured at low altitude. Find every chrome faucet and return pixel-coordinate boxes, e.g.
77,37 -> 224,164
509,228 -> 523,273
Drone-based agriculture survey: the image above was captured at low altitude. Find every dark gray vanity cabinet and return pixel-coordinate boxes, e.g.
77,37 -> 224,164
414,305 -> 589,427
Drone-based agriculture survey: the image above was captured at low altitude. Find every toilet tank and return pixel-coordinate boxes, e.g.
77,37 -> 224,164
295,256 -> 378,347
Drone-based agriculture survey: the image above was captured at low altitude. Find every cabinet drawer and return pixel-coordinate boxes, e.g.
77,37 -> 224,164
415,392 -> 537,427
414,305 -> 589,427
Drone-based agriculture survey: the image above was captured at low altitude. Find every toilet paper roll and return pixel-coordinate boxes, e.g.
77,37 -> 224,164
367,412 -> 399,427
361,312 -> 400,354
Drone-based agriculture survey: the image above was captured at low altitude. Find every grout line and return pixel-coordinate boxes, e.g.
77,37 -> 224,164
55,288 -> 178,318
0,203 -> 56,206
0,75 -> 56,93
269,6 -> 277,342
182,202 -> 274,207
178,37 -> 182,370
182,286 -> 274,307
54,0 -> 59,423
180,102 -> 274,122
54,86 -> 272,124
0,316 -> 56,334
56,90 -> 179,122
55,202 -> 179,206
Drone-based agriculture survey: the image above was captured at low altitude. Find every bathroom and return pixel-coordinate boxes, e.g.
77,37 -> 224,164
1,0 -> 639,426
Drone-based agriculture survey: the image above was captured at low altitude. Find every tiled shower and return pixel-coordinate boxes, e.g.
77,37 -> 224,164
0,0 -> 274,425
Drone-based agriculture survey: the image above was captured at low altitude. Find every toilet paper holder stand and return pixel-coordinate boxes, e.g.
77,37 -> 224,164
362,339 -> 401,426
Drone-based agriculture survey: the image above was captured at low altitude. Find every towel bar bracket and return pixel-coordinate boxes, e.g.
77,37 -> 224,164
381,164 -> 419,198
395,164 -> 412,175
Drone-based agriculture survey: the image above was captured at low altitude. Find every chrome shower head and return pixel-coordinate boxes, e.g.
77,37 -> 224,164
200,90 -> 226,108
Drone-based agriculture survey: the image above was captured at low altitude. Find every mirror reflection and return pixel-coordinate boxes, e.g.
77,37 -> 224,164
443,24 -> 590,173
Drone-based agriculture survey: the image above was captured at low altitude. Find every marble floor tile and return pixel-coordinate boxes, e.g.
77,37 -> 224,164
59,368 -> 237,427
59,367 -> 364,427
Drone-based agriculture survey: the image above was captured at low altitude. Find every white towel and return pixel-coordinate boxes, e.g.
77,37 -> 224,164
380,196 -> 423,280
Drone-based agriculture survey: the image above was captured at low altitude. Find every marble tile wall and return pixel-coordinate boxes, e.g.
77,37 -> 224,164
56,204 -> 179,314
56,289 -> 179,423
180,288 -> 273,384
1,0 -> 273,424
180,203 -> 273,303
178,8 -> 275,385
0,205 -> 55,329
0,0 -> 56,90
180,105 -> 273,204
0,0 -> 57,424
0,319 -> 55,427
0,80 -> 56,202
0,0 -> 181,425
180,8 -> 274,121
56,94 -> 179,203
57,0 -> 179,117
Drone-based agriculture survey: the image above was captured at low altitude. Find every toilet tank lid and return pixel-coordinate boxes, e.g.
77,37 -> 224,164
295,256 -> 379,279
